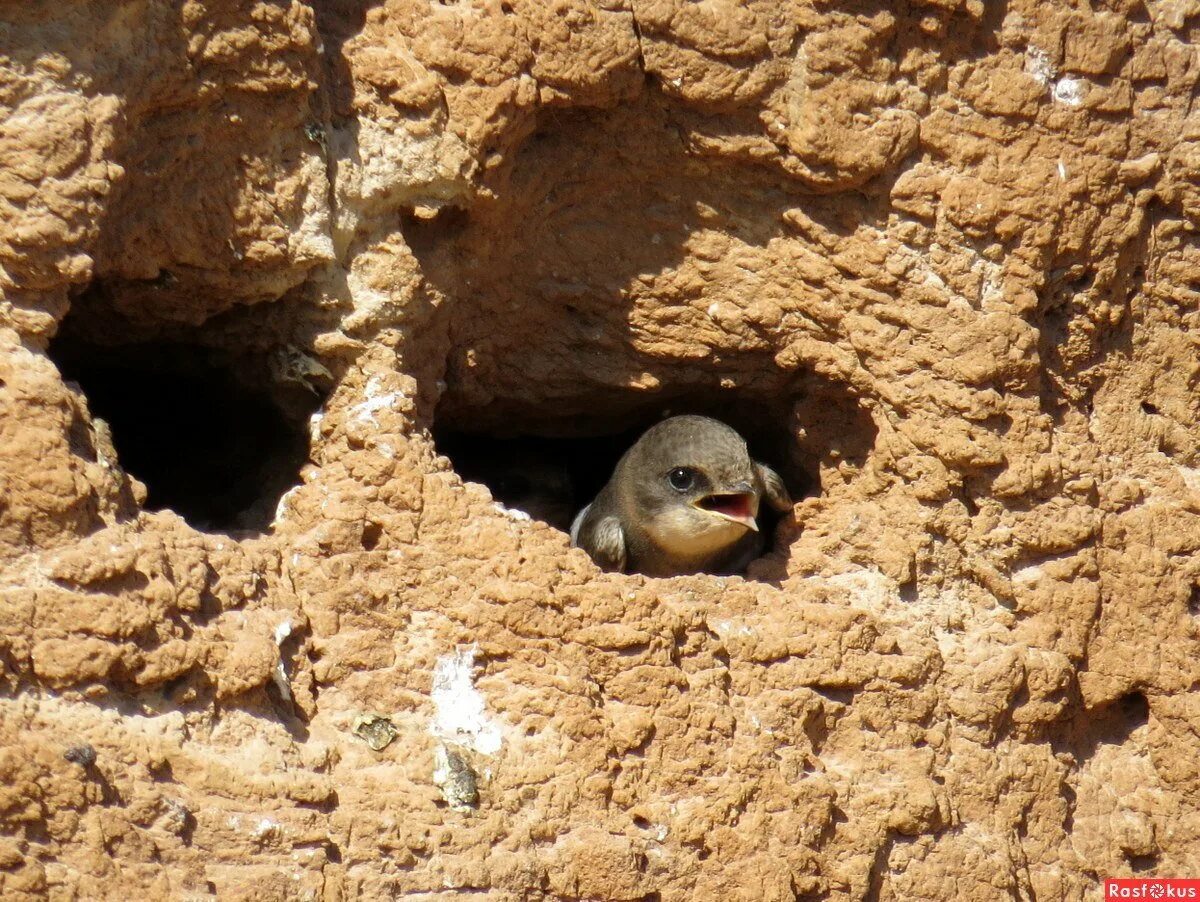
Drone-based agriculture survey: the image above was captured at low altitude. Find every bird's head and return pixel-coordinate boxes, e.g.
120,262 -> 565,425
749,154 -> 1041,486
620,415 -> 763,558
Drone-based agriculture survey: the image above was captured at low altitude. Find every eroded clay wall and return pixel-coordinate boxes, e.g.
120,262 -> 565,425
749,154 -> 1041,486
2,0 -> 1200,898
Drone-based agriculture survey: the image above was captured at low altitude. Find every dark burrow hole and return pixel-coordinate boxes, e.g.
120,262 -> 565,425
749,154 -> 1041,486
1125,853 -> 1158,874
361,520 -> 384,551
1115,690 -> 1151,728
1074,690 -> 1150,760
409,95 -> 883,576
49,330 -> 322,534
434,380 -> 875,573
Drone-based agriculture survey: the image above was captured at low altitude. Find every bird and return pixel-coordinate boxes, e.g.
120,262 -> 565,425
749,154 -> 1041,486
570,415 -> 791,576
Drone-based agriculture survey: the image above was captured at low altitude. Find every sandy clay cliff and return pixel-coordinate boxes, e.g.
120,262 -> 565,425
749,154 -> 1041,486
2,0 -> 1200,898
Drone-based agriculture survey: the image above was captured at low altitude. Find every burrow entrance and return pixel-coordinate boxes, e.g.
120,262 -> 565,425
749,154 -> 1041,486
49,290 -> 327,534
418,96 -> 881,571
434,376 -> 876,567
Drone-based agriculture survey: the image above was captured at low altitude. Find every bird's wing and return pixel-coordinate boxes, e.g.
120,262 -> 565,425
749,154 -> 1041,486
571,502 -> 627,571
569,503 -> 591,546
755,461 -> 792,512
583,517 -> 626,572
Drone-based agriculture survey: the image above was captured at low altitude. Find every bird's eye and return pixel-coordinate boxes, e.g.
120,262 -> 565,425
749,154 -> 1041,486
667,467 -> 697,491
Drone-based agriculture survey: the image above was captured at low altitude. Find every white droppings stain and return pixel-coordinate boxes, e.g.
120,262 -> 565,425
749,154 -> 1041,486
655,824 -> 669,841
350,376 -> 400,426
1024,47 -> 1056,86
308,409 -> 325,444
273,486 -> 300,525
981,270 -> 1003,307
670,77 -> 683,88
707,302 -> 720,318
494,502 -> 531,522
352,393 -> 397,424
376,442 -> 395,459
711,619 -> 755,639
1012,564 -> 1043,589
1057,160 -> 1068,181
825,568 -> 901,607
272,657 -> 292,700
272,620 -> 294,703
1177,466 -> 1200,494
1053,77 -> 1084,106
273,663 -> 293,702
431,645 -> 502,755
254,818 -> 280,838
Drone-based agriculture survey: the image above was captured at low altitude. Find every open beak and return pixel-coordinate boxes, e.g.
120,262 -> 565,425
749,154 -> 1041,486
694,486 -> 759,531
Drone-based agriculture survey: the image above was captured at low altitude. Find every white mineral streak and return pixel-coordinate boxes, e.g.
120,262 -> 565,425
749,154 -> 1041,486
430,645 -> 502,755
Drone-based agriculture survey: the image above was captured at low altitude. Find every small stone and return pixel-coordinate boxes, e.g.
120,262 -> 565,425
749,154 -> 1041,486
63,744 -> 96,767
351,714 -> 398,751
433,743 -> 479,812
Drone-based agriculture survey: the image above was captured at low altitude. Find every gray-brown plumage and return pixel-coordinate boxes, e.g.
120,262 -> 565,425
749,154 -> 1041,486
570,415 -> 791,576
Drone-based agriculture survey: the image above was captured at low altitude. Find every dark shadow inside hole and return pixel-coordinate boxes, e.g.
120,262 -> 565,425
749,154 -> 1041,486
399,204 -> 469,257
1114,690 -> 1151,729
434,381 -> 876,575
48,335 -> 321,534
361,520 -> 383,551
435,432 -> 589,532
1126,853 -> 1158,874
1064,690 -> 1151,765
436,410 -> 800,537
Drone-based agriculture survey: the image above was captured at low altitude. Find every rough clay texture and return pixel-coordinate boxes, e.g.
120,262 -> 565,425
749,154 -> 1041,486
2,0 -> 1200,899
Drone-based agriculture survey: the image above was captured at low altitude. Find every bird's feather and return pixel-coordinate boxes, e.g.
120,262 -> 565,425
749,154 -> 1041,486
571,503 -> 627,572
755,461 -> 792,512
572,416 -> 788,576
569,503 -> 590,546
590,516 -> 627,572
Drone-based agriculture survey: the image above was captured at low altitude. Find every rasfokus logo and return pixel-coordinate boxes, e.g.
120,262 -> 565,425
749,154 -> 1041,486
1105,879 -> 1200,899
